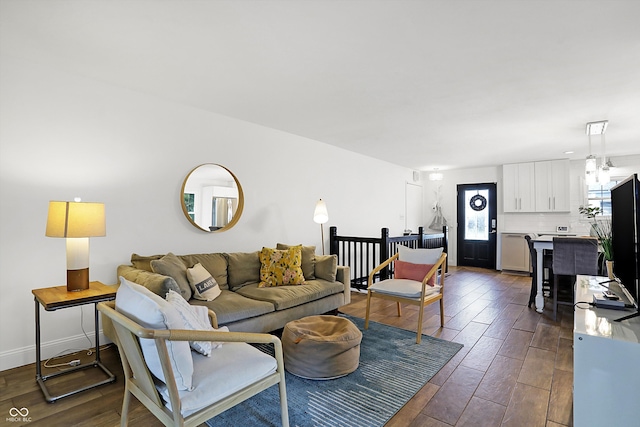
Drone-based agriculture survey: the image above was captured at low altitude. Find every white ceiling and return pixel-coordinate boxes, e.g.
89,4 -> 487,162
2,0 -> 639,171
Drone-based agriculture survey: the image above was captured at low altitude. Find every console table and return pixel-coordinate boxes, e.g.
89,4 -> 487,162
573,275 -> 640,426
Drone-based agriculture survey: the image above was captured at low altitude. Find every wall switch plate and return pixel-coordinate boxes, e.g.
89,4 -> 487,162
556,226 -> 569,233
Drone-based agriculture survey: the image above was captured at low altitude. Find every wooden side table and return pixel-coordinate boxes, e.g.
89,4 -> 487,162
32,281 -> 117,402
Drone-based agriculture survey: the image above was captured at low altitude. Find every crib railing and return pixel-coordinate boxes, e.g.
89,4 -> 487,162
329,226 -> 448,290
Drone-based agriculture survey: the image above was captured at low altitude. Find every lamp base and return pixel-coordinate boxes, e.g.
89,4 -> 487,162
67,268 -> 89,292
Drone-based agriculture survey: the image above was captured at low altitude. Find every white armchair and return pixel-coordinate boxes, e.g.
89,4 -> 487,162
98,278 -> 288,427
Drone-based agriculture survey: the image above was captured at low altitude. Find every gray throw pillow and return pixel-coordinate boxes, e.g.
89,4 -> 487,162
315,255 -> 337,282
226,251 -> 261,289
151,252 -> 192,300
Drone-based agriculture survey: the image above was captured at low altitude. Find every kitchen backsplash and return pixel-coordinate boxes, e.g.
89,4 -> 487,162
501,212 -> 591,235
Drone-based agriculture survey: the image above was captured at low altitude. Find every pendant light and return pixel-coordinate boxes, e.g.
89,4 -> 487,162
598,132 -> 610,184
585,120 -> 608,185
585,133 -> 597,185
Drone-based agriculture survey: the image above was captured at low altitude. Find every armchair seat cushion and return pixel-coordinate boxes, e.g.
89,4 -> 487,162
370,279 -> 442,299
157,342 -> 277,417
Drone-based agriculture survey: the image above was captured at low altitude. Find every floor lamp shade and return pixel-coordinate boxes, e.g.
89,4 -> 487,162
313,199 -> 329,254
46,201 -> 106,291
313,199 -> 329,224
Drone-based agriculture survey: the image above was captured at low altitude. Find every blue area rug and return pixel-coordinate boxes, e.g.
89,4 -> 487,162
206,315 -> 463,427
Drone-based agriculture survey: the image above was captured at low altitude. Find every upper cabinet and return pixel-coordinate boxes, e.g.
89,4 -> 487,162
503,162 -> 535,212
534,159 -> 570,212
503,159 -> 570,213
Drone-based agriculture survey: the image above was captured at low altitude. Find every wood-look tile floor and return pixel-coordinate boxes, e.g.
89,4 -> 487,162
341,266 -> 574,427
0,266 -> 572,426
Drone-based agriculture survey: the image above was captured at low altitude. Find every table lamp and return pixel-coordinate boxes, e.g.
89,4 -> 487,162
313,199 -> 329,254
46,199 -> 106,291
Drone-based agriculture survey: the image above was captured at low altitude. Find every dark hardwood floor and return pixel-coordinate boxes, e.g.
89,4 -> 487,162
0,266 -> 573,426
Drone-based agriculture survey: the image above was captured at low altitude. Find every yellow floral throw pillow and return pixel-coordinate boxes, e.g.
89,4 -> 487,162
259,245 -> 306,288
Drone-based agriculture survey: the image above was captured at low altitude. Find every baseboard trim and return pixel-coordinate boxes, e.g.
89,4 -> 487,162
0,330 -> 111,372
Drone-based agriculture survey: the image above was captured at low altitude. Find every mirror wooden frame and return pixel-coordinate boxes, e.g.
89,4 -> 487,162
180,163 -> 244,232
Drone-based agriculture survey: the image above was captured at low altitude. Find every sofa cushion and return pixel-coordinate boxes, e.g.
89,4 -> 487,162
151,252 -> 192,300
117,264 -> 180,297
179,253 -> 228,290
314,255 -> 338,282
115,277 -> 193,390
276,243 -> 316,280
259,246 -> 306,288
227,252 -> 260,290
186,263 -> 222,301
190,289 -> 275,325
131,253 -> 164,272
235,279 -> 343,311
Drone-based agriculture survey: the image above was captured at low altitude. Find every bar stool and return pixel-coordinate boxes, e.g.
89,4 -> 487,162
551,237 -> 598,321
525,235 -> 553,308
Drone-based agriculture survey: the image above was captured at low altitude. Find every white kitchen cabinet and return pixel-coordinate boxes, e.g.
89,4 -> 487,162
503,162 -> 535,212
534,159 -> 570,212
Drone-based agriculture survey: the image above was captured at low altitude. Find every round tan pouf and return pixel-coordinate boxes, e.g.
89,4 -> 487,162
282,315 -> 362,380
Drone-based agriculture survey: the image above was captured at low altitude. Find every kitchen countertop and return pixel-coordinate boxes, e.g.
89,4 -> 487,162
500,231 -> 577,236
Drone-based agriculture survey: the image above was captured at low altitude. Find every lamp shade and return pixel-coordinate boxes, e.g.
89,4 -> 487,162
313,199 -> 329,224
46,201 -> 106,238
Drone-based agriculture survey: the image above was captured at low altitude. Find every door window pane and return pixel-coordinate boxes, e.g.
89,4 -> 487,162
465,189 -> 489,241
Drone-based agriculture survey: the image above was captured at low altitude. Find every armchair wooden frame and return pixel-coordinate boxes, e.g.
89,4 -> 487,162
98,301 -> 289,427
364,252 -> 447,344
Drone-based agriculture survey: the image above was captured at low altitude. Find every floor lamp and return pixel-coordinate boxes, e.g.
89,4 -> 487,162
313,199 -> 329,255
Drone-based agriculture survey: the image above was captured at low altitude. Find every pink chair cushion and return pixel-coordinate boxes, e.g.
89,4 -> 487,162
395,260 -> 436,286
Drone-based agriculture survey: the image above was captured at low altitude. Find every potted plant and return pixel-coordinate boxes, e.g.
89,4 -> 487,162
578,205 -> 602,219
580,206 -> 614,277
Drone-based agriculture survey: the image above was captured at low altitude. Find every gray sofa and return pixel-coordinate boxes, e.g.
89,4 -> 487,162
115,247 -> 350,333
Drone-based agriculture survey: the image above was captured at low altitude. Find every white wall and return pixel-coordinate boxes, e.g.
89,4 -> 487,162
0,56 -> 415,370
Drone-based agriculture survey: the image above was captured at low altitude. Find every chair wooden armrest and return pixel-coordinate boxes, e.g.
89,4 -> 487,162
367,253 -> 399,288
207,309 -> 218,329
420,253 -> 447,286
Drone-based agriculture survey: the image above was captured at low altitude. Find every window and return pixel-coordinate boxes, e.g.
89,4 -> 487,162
586,180 -> 619,215
184,193 -> 195,220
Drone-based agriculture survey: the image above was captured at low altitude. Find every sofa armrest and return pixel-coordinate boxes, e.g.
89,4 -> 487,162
116,264 -> 180,297
336,265 -> 351,305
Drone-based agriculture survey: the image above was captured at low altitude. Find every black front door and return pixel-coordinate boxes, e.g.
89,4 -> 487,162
456,183 -> 497,269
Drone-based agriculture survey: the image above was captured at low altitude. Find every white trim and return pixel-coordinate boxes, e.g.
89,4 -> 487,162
0,330 -> 112,371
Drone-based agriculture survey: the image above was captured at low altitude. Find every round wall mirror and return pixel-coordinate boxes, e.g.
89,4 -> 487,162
181,163 -> 244,232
